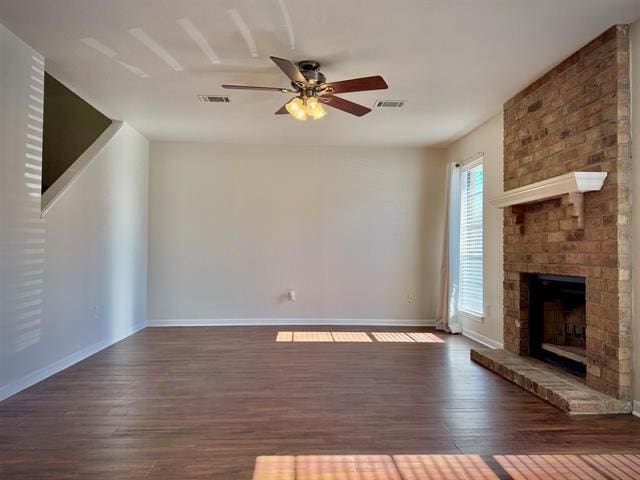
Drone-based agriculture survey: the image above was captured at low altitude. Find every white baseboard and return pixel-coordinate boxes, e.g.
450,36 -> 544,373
462,327 -> 503,349
633,400 -> 640,418
148,318 -> 436,327
0,321 -> 145,402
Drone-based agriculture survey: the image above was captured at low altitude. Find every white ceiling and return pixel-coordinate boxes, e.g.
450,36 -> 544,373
1,0 -> 639,147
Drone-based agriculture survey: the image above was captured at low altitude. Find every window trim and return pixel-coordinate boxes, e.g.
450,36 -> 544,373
459,308 -> 484,323
460,153 -> 483,171
457,154 -> 484,319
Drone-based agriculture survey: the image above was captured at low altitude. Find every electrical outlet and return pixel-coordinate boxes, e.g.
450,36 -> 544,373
93,305 -> 100,320
407,293 -> 416,304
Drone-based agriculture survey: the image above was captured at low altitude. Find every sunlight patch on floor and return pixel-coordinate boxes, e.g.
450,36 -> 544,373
394,455 -> 499,480
275,331 -> 445,343
298,455 -> 402,480
330,331 -> 372,342
293,331 -> 334,342
582,454 -> 640,479
371,332 -> 415,342
253,454 -> 640,480
254,455 -> 401,480
407,332 -> 445,343
495,455 -> 606,480
276,331 -> 293,342
253,456 -> 295,480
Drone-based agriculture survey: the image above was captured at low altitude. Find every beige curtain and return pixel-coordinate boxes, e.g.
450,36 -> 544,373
435,162 -> 462,333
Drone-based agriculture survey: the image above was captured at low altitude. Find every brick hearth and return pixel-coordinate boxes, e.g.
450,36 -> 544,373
475,25 -> 633,405
471,349 -> 631,414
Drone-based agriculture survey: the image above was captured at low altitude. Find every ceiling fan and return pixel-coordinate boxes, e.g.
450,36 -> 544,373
222,56 -> 388,121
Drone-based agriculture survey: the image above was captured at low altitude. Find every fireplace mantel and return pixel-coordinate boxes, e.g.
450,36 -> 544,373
489,172 -> 608,209
490,172 -> 607,229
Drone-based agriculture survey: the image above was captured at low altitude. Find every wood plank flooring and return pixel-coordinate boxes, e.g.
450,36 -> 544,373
0,326 -> 639,479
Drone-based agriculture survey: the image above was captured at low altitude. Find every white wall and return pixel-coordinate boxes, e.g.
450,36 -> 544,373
148,142 -> 447,324
0,22 -> 149,399
630,20 -> 640,414
445,113 -> 504,347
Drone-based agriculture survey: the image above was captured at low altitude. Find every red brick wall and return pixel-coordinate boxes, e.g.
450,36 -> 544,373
502,25 -> 632,400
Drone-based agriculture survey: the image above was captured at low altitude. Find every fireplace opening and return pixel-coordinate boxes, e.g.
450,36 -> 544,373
529,274 -> 586,377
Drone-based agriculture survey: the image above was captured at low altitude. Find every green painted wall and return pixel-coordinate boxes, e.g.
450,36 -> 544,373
42,73 -> 111,193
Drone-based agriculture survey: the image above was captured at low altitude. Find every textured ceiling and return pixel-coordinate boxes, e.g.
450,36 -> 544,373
1,0 -> 639,146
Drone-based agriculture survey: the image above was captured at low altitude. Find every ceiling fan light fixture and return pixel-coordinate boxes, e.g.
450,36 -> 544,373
222,56 -> 387,119
306,97 -> 327,120
285,97 -> 307,121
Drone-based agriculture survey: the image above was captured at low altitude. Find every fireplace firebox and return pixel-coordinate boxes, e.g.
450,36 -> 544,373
529,274 -> 586,377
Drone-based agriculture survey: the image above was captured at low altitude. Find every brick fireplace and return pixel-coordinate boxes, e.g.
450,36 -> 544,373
501,25 -> 632,402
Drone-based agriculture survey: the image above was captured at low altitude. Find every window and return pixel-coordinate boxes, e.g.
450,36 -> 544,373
459,159 -> 484,316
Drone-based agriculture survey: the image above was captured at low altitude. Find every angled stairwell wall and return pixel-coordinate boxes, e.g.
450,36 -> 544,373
0,21 -> 149,401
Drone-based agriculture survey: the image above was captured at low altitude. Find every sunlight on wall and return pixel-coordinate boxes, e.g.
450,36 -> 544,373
1,51 -> 46,363
1,22 -> 149,400
107,137 -> 137,341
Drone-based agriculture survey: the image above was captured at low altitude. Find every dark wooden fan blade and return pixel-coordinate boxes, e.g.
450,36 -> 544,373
270,56 -> 306,84
322,95 -> 371,117
222,84 -> 295,92
275,102 -> 289,114
324,76 -> 388,94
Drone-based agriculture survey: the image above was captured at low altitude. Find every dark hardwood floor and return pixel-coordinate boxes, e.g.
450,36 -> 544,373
0,326 -> 639,479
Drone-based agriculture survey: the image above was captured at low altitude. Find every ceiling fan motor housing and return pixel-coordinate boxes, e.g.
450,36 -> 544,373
296,60 -> 326,86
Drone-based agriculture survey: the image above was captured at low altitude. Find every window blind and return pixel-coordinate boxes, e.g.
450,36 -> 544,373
459,162 -> 484,315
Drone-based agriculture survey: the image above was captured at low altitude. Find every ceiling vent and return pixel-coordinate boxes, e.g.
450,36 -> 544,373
374,100 -> 405,108
198,94 -> 231,103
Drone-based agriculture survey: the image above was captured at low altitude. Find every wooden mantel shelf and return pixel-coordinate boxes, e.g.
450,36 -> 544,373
490,172 -> 607,229
490,172 -> 608,208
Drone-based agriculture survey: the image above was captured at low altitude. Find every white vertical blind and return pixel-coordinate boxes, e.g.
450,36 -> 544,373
459,162 -> 484,315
